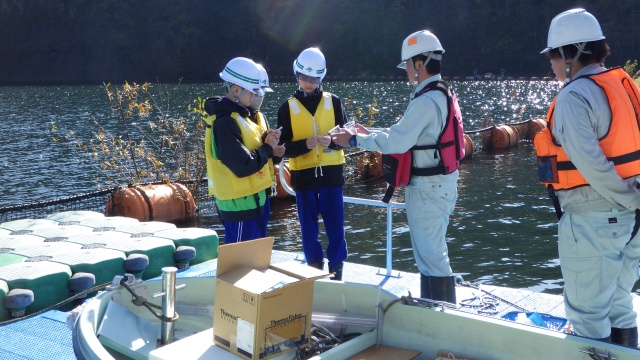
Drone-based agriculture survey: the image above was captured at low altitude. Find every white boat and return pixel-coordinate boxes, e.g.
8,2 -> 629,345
3,171 -> 640,359
71,247 -> 640,360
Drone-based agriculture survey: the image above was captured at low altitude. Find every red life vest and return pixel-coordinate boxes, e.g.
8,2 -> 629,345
381,80 -> 465,203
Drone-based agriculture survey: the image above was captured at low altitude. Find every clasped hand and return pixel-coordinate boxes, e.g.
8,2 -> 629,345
306,134 -> 332,149
264,129 -> 285,157
331,123 -> 369,147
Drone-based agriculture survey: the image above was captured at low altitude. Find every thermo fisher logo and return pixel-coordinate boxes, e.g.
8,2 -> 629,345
270,313 -> 303,327
243,292 -> 256,306
219,308 -> 238,322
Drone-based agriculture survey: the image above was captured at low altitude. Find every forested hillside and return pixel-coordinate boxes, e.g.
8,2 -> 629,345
0,0 -> 638,84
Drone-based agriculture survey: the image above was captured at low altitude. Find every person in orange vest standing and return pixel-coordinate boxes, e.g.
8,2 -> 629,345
535,9 -> 640,347
333,30 -> 464,304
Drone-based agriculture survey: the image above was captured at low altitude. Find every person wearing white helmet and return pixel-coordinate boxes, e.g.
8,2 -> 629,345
333,30 -> 464,305
248,63 -> 285,200
534,9 -> 640,347
203,57 -> 281,243
276,47 -> 349,280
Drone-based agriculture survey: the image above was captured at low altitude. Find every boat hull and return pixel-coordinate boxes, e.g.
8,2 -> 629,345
72,262 -> 640,360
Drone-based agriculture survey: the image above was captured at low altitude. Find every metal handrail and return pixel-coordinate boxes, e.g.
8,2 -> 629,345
278,159 -> 406,278
343,196 -> 406,278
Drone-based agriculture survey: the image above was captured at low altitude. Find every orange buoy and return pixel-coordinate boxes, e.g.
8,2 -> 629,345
463,134 -> 474,159
274,163 -> 293,199
529,118 -> 547,140
366,151 -> 383,178
491,124 -> 519,149
106,183 -> 196,224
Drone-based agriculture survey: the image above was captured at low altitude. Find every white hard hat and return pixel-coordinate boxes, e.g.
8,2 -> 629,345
220,57 -> 265,96
255,63 -> 273,93
540,8 -> 605,54
398,30 -> 444,69
293,47 -> 326,82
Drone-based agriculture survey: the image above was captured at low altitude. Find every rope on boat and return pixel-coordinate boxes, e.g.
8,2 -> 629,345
457,277 -> 529,313
377,277 -> 530,316
119,279 -> 179,323
0,281 -> 111,327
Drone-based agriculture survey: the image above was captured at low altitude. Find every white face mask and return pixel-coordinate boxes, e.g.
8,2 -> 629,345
249,95 -> 264,111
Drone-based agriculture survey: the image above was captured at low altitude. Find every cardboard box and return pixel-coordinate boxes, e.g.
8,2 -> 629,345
213,237 -> 330,360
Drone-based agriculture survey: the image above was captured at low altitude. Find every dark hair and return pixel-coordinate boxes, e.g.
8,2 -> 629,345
545,40 -> 610,65
411,52 -> 442,74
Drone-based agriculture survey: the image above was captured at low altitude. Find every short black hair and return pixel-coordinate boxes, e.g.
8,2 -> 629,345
545,40 -> 610,65
411,52 -> 442,74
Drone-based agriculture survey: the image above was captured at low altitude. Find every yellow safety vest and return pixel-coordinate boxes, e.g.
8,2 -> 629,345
204,112 -> 274,199
254,111 -> 276,181
288,92 -> 345,170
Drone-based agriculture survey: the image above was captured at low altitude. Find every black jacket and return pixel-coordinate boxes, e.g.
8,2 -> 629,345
276,88 -> 348,190
205,96 -> 274,178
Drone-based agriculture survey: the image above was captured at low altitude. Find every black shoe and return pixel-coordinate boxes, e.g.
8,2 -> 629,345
328,263 -> 343,281
611,327 -> 638,348
307,261 -> 324,270
420,274 -> 456,304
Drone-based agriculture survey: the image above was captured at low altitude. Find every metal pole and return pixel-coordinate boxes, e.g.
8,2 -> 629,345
386,203 -> 393,276
160,267 -> 177,345
343,196 -> 404,278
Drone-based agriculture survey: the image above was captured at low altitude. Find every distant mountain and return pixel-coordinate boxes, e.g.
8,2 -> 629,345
0,0 -> 638,85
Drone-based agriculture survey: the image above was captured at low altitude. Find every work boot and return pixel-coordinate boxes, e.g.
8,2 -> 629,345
596,336 -> 611,343
611,327 -> 639,348
328,263 -> 343,281
307,261 -> 324,270
420,274 -> 456,305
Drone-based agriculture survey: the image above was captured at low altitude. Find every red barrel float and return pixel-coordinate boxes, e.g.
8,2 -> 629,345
273,164 -> 293,199
366,151 -> 383,179
106,183 -> 196,224
491,124 -> 519,149
529,118 -> 547,140
463,134 -> 474,159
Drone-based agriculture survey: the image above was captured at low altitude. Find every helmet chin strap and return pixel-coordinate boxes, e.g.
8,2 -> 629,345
559,42 -> 587,83
409,52 -> 442,87
224,81 -> 252,109
236,89 -> 251,103
224,81 -> 242,103
409,59 -> 418,86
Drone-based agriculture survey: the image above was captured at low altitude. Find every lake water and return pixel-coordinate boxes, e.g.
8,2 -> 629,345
0,80 -> 569,294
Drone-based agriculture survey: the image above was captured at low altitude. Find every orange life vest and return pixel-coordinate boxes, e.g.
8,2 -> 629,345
534,67 -> 640,191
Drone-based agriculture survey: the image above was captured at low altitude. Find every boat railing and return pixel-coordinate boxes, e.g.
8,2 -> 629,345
278,160 -> 407,278
343,196 -> 406,278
